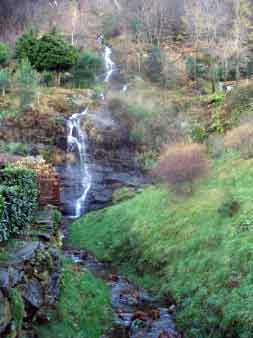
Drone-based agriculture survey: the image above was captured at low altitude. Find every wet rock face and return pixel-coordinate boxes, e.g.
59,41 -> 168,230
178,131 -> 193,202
87,113 -> 146,211
58,110 -> 147,215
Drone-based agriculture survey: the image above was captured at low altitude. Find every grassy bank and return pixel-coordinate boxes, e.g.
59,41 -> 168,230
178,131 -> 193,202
69,154 -> 253,338
37,260 -> 112,338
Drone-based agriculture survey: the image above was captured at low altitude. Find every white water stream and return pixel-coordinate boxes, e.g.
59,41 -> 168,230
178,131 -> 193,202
65,44 -> 117,218
104,46 -> 116,82
66,109 -> 91,218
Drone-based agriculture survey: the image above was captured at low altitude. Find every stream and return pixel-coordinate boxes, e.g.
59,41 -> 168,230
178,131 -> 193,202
61,40 -> 181,338
64,248 -> 180,338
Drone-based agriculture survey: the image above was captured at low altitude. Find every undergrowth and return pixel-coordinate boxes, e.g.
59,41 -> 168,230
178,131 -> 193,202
70,153 -> 253,338
36,260 -> 112,338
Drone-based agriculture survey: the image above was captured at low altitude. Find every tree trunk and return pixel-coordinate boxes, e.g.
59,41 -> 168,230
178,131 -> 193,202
54,72 -> 61,87
211,78 -> 216,93
2,87 -> 5,97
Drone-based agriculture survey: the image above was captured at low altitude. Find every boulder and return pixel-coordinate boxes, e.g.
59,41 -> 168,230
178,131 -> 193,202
24,279 -> 43,309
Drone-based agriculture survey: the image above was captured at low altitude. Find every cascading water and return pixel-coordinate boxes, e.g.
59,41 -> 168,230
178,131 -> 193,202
104,46 -> 116,82
61,44 -> 117,218
66,109 -> 91,218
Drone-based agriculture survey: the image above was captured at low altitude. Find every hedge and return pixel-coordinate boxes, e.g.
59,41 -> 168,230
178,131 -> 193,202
0,167 -> 38,241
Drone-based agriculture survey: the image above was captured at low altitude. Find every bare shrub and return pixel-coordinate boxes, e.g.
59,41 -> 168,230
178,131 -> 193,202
224,124 -> 253,159
152,143 -> 209,190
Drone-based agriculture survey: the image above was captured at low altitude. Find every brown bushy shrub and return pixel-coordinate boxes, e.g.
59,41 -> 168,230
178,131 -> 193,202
224,124 -> 253,159
152,143 -> 209,189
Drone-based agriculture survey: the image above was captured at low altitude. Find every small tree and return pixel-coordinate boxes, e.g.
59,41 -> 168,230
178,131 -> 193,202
0,42 -> 10,67
34,31 -> 78,86
17,59 -> 38,109
16,29 -> 38,65
0,69 -> 10,96
152,143 -> 209,191
72,51 -> 103,88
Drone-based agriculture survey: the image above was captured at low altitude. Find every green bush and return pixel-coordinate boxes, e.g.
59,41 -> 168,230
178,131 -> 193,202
0,141 -> 28,155
0,167 -> 38,241
72,51 -> 103,88
34,31 -> 78,85
16,29 -> 38,65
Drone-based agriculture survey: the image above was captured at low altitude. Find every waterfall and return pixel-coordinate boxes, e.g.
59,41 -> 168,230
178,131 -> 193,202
104,46 -> 115,82
66,109 -> 91,218
63,44 -> 117,218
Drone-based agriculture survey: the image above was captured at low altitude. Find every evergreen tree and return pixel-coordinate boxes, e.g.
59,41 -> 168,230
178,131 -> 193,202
17,59 -> 38,109
72,51 -> 103,88
34,31 -> 78,86
16,29 -> 38,65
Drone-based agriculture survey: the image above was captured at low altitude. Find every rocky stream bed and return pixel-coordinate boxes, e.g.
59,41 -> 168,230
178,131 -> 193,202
64,247 -> 181,338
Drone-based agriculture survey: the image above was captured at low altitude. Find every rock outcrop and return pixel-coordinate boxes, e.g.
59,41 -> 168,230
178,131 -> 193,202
0,207 -> 62,338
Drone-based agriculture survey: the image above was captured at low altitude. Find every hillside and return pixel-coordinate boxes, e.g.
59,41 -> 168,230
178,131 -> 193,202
1,0 -> 253,337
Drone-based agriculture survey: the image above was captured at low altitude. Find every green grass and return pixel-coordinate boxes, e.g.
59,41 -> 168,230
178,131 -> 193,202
36,260 -> 112,338
69,154 -> 253,338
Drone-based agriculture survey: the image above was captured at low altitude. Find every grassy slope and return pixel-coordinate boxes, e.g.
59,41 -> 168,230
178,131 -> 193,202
37,260 -> 112,338
69,154 -> 253,338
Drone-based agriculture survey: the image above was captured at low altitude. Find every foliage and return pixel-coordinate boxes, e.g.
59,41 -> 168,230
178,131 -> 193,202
52,208 -> 62,227
190,123 -> 207,143
34,31 -> 78,83
9,288 -> 25,335
16,58 -> 38,109
0,69 -> 10,96
37,260 -> 112,338
144,48 -> 163,83
209,110 -> 228,134
224,124 -> 253,159
69,154 -> 253,337
186,56 -> 208,80
108,94 -> 181,155
102,15 -> 121,39
0,141 -> 28,156
15,29 -> 38,64
0,167 -> 38,241
152,143 -> 209,189
0,42 -> 10,66
72,51 -> 103,88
